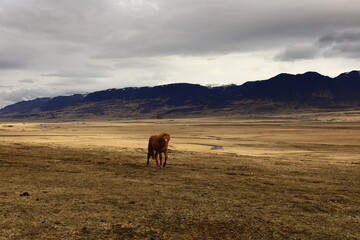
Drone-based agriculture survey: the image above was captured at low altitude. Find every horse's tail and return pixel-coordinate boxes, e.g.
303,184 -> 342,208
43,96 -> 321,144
147,148 -> 155,159
148,136 -> 155,159
147,151 -> 152,160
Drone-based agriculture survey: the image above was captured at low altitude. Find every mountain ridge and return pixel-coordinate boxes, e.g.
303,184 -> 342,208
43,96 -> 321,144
1,71 -> 359,120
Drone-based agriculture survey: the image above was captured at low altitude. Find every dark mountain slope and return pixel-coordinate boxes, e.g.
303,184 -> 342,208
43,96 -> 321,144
0,71 -> 359,119
240,71 -> 360,106
84,83 -> 214,106
333,71 -> 360,101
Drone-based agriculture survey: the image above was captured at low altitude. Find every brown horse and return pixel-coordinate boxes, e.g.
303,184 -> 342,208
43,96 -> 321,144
147,132 -> 171,167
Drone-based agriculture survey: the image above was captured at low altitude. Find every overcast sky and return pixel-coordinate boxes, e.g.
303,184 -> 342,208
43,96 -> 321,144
0,0 -> 359,107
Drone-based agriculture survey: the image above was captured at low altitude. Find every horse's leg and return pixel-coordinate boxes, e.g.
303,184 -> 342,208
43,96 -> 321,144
159,151 -> 163,166
154,151 -> 159,166
163,150 -> 168,167
147,150 -> 151,165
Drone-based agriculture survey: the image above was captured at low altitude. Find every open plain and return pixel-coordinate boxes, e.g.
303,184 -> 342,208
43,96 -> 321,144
0,111 -> 359,239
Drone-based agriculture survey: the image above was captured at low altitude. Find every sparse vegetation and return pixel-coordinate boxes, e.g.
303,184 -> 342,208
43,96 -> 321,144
0,113 -> 359,239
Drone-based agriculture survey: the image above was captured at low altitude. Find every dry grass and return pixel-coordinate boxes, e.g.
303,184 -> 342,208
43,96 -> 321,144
0,113 -> 359,239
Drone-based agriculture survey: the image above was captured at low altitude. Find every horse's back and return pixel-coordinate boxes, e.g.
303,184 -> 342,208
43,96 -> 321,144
148,135 -> 157,150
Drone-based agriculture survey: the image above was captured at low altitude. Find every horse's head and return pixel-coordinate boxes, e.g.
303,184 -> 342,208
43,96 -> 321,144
159,132 -> 170,149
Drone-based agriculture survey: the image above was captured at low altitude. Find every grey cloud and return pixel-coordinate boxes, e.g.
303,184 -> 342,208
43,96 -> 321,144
44,71 -> 109,79
2,0 -> 347,59
276,28 -> 360,61
333,43 -> 360,53
0,87 -> 84,107
324,42 -> 360,59
94,0 -> 360,58
0,59 -> 26,70
0,29 -> 40,70
0,43 -> 32,70
42,63 -> 111,79
0,88 -> 51,103
18,79 -> 35,84
275,45 -> 320,62
318,30 -> 360,46
48,78 -> 100,86
317,29 -> 360,58
0,0 -> 360,106
113,58 -> 167,70
1,0 -> 360,60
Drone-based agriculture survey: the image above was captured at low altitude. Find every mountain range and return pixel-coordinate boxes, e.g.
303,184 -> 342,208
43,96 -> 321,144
1,71 -> 359,120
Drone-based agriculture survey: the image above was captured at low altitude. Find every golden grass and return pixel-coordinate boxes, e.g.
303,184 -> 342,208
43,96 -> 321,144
0,112 -> 359,239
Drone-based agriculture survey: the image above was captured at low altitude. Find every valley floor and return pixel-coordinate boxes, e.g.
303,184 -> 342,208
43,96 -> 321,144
0,113 -> 359,239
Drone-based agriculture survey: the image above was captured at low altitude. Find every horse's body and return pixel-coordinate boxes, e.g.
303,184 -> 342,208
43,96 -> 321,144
147,132 -> 170,167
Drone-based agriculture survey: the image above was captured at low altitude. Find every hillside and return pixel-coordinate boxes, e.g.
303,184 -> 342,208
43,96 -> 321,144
0,71 -> 359,120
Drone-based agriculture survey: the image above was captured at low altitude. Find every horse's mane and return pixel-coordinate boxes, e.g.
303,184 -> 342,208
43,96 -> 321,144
159,132 -> 170,138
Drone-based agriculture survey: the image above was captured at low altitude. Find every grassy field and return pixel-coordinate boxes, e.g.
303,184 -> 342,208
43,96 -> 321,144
0,112 -> 359,239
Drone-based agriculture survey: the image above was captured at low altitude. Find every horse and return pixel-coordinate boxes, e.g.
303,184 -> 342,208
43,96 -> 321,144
147,132 -> 171,167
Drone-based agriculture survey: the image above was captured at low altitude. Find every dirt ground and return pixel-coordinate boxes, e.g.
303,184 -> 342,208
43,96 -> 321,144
0,112 -> 359,239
